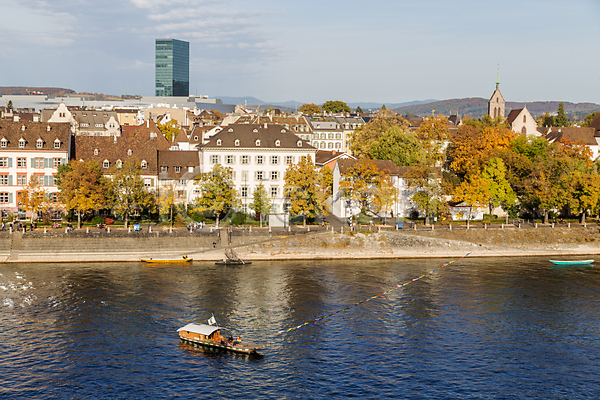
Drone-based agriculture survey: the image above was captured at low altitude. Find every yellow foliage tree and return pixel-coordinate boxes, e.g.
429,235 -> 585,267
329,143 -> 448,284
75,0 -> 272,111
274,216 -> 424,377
284,156 -> 329,226
20,176 -> 50,223
452,173 -> 490,228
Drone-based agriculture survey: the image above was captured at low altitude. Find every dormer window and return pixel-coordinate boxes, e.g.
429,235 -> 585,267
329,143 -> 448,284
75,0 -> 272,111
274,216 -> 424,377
141,160 -> 147,169
275,140 -> 281,147
228,128 -> 234,132
116,159 -> 122,168
194,136 -> 198,141
216,139 -> 222,146
255,139 -> 261,146
21,125 -> 26,131
94,149 -> 98,156
46,126 -> 51,132
234,139 -> 240,146
0,139 -> 6,148
54,139 -> 60,149
127,149 -> 132,156
19,139 -> 25,148
175,166 -> 181,173
103,160 -> 110,169
281,129 -> 286,133
297,140 -> 303,147
37,139 -> 44,149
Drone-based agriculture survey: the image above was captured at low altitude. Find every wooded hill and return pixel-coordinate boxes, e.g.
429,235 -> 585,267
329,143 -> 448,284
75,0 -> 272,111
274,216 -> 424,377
0,87 -> 75,96
391,98 -> 600,120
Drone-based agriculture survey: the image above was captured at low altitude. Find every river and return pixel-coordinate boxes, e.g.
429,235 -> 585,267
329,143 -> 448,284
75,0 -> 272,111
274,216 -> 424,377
1,257 -> 600,399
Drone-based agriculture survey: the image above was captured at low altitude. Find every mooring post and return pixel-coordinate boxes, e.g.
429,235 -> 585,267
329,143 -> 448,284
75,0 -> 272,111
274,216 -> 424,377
307,225 -> 310,232
107,227 -> 110,233
535,223 -> 538,228
432,224 -> 434,231
568,223 -> 571,228
86,227 -> 89,233
449,224 -> 452,231
341,226 -> 343,233
128,227 -> 131,233
44,227 -> 47,234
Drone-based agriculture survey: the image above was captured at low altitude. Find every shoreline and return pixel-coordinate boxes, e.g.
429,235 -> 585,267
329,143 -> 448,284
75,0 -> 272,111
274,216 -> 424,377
2,227 -> 600,263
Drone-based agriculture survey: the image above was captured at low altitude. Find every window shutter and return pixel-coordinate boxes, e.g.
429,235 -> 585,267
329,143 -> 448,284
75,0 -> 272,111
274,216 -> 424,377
8,175 -> 12,186
9,193 -> 13,204
31,157 -> 35,166
62,158 -> 66,165
151,178 -> 154,187
51,175 -> 55,186
44,158 -> 49,168
44,175 -> 49,186
8,158 -> 12,168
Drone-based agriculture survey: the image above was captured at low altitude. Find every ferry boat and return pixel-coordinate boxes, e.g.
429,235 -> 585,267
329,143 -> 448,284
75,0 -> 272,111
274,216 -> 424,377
177,322 -> 263,355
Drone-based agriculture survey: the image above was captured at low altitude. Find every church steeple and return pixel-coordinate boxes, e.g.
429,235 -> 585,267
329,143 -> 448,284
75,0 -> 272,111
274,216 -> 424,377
488,64 -> 505,119
495,64 -> 500,91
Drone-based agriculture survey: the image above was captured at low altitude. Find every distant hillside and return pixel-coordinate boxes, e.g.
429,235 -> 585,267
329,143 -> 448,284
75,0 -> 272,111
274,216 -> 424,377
0,86 -> 75,96
392,98 -> 600,119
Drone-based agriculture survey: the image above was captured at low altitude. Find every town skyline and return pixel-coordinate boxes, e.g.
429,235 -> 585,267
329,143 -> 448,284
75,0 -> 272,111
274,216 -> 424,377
1,0 -> 599,104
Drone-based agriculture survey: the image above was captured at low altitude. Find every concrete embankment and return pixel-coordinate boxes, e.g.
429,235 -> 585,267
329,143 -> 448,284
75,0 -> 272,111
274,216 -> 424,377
2,225 -> 600,263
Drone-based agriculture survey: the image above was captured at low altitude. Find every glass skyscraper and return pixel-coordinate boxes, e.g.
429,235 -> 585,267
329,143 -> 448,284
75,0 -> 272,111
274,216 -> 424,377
155,39 -> 189,97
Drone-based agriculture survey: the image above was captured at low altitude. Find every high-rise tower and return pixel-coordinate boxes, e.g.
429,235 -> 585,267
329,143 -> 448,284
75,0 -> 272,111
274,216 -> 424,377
155,39 -> 189,97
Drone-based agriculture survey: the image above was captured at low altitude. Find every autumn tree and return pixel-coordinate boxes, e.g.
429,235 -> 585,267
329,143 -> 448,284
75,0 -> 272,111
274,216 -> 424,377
415,114 -> 450,166
299,103 -> 321,115
582,111 -> 599,127
372,172 -> 398,224
20,176 -> 50,223
569,171 -> 600,223
194,164 -> 238,227
339,159 -> 382,216
250,182 -> 271,227
452,173 -> 490,228
284,156 -> 329,225
321,100 -> 351,114
210,110 -> 224,120
368,126 -> 425,166
107,158 -> 155,229
158,181 -> 178,228
158,119 -> 179,141
56,161 -> 107,228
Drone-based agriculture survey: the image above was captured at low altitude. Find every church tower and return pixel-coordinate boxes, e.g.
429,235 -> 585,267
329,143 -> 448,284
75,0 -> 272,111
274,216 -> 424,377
488,68 -> 505,119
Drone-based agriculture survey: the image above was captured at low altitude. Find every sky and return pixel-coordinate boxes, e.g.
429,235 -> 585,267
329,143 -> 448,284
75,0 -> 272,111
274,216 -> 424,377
1,0 -> 599,105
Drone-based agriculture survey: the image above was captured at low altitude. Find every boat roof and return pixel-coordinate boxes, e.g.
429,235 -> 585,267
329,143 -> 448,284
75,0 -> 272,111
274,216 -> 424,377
177,323 -> 222,336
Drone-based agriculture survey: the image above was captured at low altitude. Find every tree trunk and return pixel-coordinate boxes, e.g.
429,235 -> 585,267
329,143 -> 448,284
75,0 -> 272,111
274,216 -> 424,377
303,214 -> 306,227
543,210 -> 549,225
467,206 -> 472,229
170,204 -> 173,228
216,214 -> 220,229
581,210 -> 586,224
425,214 -> 430,226
77,210 -> 81,229
124,213 -> 128,229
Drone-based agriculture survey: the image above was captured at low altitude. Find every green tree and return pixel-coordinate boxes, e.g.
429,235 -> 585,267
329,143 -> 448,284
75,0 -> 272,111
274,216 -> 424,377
582,111 -> 599,127
570,171 -> 600,223
481,157 -> 516,216
538,112 -> 554,128
194,164 -> 238,227
57,161 -> 107,228
555,102 -> 570,127
355,106 -> 363,113
284,156 -> 329,225
250,182 -> 271,227
350,113 -> 408,158
368,126 -> 425,166
158,119 -> 179,141
299,103 -> 321,115
321,100 -> 351,114
406,166 -> 446,225
7,100 -> 13,111
107,158 -> 155,229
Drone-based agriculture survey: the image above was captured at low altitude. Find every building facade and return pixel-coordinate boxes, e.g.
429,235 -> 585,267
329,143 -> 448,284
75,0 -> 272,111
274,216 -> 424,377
155,39 -> 189,97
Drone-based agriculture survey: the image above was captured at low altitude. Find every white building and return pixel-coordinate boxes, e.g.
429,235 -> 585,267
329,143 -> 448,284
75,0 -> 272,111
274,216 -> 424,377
198,124 -> 316,214
506,105 -> 541,137
0,121 -> 71,219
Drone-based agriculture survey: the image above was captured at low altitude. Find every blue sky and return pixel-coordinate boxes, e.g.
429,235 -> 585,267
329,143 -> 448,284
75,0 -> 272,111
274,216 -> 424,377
1,0 -> 599,104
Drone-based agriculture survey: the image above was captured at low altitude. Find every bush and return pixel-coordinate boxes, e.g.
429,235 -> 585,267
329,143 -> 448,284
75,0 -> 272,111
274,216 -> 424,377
229,212 -> 248,225
91,215 -> 104,225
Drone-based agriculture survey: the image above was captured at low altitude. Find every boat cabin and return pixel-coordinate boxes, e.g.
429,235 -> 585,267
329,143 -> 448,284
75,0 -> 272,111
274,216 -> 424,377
177,323 -> 222,342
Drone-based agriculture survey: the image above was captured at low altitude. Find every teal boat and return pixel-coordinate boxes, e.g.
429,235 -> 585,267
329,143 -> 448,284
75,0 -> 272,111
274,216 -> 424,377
549,259 -> 594,265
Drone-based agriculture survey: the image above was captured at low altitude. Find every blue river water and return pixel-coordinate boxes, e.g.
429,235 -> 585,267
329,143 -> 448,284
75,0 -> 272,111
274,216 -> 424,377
1,256 -> 600,399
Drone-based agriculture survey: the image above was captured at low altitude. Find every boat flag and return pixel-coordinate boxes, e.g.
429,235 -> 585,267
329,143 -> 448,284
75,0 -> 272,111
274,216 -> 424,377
208,314 -> 217,326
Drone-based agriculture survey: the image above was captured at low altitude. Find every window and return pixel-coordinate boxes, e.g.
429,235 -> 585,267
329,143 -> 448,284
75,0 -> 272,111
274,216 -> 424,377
128,149 -> 132,156
216,139 -> 222,146
241,187 -> 248,197
226,155 -> 234,164
144,178 -> 153,187
271,171 -> 279,181
141,160 -> 147,169
0,193 -> 8,203
297,140 -> 303,147
0,158 -> 9,167
521,127 -> 527,134
0,140 -> 6,148
336,133 -> 341,140
19,139 -> 25,148
37,140 -> 43,149
95,123 -> 104,128
17,174 -> 26,186
34,158 -> 44,169
234,139 -> 240,146
17,158 -> 26,168
52,158 -> 62,168
275,140 -> 280,147
286,156 -> 293,165
270,187 -> 278,197
256,171 -> 264,180
161,166 -> 168,173
94,149 -> 98,155
0,175 -> 8,185
211,155 -> 219,164
116,160 -> 122,168
256,156 -> 263,165
328,133 -> 333,140
335,142 -> 341,149
54,140 -> 60,149
271,155 -> 279,165
174,166 -> 181,173
523,115 -> 527,123
255,139 -> 261,146
241,155 -> 249,164
103,160 -> 110,169
328,142 -> 333,149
